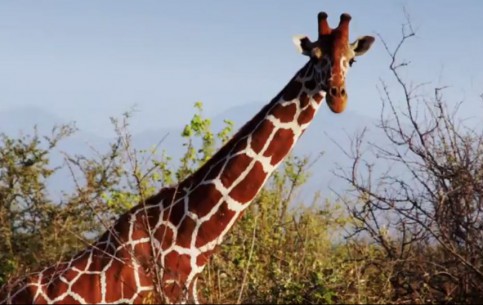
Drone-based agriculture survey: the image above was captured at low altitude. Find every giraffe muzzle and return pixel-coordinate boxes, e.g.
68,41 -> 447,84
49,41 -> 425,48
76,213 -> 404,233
326,85 -> 347,113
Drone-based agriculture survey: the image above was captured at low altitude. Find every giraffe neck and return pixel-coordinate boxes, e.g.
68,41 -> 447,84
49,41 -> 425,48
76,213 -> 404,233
156,61 -> 327,297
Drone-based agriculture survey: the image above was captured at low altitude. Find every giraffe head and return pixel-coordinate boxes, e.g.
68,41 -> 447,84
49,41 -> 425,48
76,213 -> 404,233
293,12 -> 374,113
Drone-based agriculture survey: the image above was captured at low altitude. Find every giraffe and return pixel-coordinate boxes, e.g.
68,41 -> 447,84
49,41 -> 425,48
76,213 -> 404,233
0,11 -> 374,304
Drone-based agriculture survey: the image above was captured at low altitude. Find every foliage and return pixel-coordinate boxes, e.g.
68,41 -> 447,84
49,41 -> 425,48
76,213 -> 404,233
0,125 -> 83,283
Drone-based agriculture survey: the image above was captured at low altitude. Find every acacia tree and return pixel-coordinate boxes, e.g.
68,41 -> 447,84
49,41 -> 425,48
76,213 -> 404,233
335,17 -> 483,304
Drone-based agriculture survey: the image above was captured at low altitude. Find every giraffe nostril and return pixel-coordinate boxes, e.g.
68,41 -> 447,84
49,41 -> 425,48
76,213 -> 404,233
330,87 -> 338,97
340,88 -> 346,96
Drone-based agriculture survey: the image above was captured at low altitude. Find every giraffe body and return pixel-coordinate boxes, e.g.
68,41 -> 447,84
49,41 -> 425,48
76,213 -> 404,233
0,11 -> 374,304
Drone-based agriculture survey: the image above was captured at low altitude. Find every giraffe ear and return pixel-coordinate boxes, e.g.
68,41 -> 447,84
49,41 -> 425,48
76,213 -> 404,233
292,35 -> 313,56
350,35 -> 375,56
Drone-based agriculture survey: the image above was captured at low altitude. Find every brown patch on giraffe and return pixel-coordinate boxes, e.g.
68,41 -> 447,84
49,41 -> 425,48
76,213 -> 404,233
270,102 -> 297,123
299,92 -> 310,109
131,263 -> 153,295
195,202 -> 236,248
70,250 -> 91,272
263,128 -> 295,166
231,136 -> 249,154
305,79 -> 317,90
163,282 -> 183,304
165,201 -> 185,227
134,240 -> 154,260
106,270 -> 125,303
114,242 -> 138,262
105,259 -> 137,303
186,137 -> 248,187
110,210 -> 136,244
305,63 -> 314,78
220,153 -> 253,189
28,273 -> 40,284
282,80 -> 302,101
3,282 -> 36,304
203,159 -> 224,181
129,212 -> 152,241
40,263 -> 66,282
196,247 -> 219,267
46,277 -> 70,300
187,183 -> 223,218
153,223 -> 175,251
229,161 -> 267,203
313,92 -> 324,104
141,206 -> 161,231
146,206 -> 162,229
153,186 -> 177,209
58,267 -> 79,284
250,120 -> 275,154
163,252 -> 192,282
176,216 -> 197,248
70,273 -> 101,303
137,267 -> 154,288
89,249 -> 109,273
298,105 -> 317,126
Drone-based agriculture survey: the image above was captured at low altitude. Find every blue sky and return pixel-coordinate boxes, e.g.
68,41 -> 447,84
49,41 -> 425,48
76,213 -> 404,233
1,1 -> 482,137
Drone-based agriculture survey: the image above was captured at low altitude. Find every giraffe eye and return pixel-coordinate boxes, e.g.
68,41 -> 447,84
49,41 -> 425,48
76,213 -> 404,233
349,58 -> 356,67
